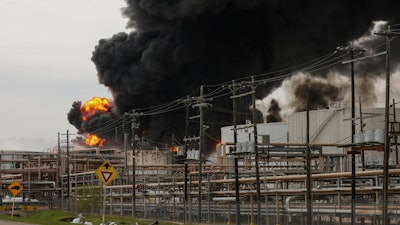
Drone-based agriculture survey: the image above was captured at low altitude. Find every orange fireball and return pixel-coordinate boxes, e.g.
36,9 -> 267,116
80,97 -> 110,121
170,146 -> 179,152
85,134 -> 105,147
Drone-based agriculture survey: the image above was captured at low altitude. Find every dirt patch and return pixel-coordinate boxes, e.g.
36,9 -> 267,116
60,216 -> 75,222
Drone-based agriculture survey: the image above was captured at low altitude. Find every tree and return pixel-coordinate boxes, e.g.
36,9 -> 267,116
75,185 -> 103,218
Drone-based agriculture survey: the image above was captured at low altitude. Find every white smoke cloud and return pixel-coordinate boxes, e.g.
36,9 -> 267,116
0,137 -> 56,152
257,71 -> 350,121
372,66 -> 400,108
352,20 -> 387,49
258,21 -> 400,121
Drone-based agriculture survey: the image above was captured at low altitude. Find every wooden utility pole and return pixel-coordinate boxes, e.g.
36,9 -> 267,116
350,46 -> 365,225
183,96 -> 190,224
57,132 -> 62,207
227,78 -> 261,224
251,77 -> 261,225
198,86 -> 204,224
231,80 -> 241,225
393,99 -> 399,165
129,110 -> 140,218
375,25 -> 400,225
224,80 -> 245,225
61,130 -> 74,212
190,85 -> 212,223
359,97 -> 365,170
306,93 -> 312,225
338,45 -> 366,225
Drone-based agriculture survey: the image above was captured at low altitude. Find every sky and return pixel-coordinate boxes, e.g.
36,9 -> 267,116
0,0 -> 129,150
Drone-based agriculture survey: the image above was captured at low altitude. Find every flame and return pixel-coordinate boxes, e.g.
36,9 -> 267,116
80,97 -> 110,121
170,146 -> 179,152
85,134 -> 105,147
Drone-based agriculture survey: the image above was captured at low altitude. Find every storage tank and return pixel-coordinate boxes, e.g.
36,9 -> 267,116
354,132 -> 364,144
236,142 -> 243,153
247,141 -> 255,153
375,129 -> 384,143
364,130 -> 374,142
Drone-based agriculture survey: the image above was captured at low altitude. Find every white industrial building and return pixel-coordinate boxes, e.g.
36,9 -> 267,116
219,103 -> 400,171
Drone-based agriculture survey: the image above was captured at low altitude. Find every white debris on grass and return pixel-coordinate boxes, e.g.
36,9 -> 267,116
71,213 -> 119,225
70,213 -> 94,225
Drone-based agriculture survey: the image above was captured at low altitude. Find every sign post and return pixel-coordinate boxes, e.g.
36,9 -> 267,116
8,181 -> 23,219
95,162 -> 119,224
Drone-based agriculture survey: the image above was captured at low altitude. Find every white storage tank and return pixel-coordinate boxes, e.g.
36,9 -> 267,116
354,132 -> 364,144
236,142 -> 243,153
241,142 -> 249,152
364,130 -> 375,142
186,149 -> 193,160
247,141 -> 255,153
194,150 -> 200,161
375,129 -> 384,143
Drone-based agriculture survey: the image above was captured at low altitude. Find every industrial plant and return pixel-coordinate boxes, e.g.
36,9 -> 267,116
1,101 -> 400,225
3,0 -> 400,225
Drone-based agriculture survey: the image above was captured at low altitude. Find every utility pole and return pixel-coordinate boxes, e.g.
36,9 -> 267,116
393,99 -> 399,165
57,132 -> 62,208
180,95 -> 197,224
227,80 -> 242,225
66,130 -> 70,212
306,93 -> 312,225
375,25 -> 400,225
338,45 -> 366,225
233,80 -> 241,225
198,86 -> 204,224
188,85 -> 213,224
183,96 -> 190,224
196,86 -> 205,224
130,109 -> 139,149
61,130 -> 74,212
122,115 -> 129,184
223,80 -> 243,225
124,110 -> 141,217
359,97 -> 365,170
251,77 -> 261,225
182,94 -> 206,224
128,110 -> 140,218
226,78 -> 261,224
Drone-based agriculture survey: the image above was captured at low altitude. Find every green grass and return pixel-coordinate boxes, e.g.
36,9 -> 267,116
0,210 -> 183,225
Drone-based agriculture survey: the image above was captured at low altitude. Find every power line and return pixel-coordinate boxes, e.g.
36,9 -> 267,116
74,39 -> 390,145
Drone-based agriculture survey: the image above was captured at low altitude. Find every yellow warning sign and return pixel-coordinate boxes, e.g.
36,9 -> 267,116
95,161 -> 119,186
8,181 -> 23,197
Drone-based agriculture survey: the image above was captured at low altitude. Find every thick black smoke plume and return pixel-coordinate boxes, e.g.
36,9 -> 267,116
68,0 -> 400,149
266,99 -> 283,123
293,77 -> 341,112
